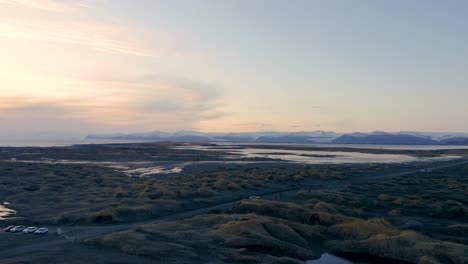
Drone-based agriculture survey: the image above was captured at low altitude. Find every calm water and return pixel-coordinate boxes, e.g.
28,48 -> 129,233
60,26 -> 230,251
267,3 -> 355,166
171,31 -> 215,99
123,166 -> 183,177
174,145 -> 460,164
309,143 -> 468,150
225,142 -> 468,150
0,139 -> 154,147
2,141 -> 464,177
307,252 -> 409,264
1,140 -> 468,150
307,253 -> 353,264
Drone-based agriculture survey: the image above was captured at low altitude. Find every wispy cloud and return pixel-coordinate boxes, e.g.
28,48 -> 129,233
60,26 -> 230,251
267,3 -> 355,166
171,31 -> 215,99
0,0 -> 155,56
0,1 -> 222,137
291,124 -> 321,129
234,123 -> 273,129
0,0 -> 90,12
0,101 -> 104,138
0,74 -> 223,134
0,19 -> 154,56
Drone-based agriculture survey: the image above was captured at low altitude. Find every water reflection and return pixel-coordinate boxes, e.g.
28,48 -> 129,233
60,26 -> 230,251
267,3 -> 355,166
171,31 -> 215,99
307,253 -> 352,264
4,159 -> 184,177
225,143 -> 468,151
174,145 -> 459,164
3,144 -> 460,178
308,252 -> 413,264
124,166 -> 183,177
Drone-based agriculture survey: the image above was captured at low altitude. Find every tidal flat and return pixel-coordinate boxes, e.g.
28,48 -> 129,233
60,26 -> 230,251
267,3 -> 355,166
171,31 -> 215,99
0,143 -> 467,263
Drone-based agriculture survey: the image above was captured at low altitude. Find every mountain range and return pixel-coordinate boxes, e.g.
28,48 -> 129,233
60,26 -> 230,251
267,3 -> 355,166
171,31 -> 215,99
85,130 -> 468,145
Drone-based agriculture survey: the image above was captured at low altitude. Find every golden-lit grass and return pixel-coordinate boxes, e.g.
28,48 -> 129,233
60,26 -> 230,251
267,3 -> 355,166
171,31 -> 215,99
88,199 -> 468,263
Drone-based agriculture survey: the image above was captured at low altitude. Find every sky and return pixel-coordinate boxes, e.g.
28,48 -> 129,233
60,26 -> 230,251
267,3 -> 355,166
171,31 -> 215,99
1,0 -> 467,139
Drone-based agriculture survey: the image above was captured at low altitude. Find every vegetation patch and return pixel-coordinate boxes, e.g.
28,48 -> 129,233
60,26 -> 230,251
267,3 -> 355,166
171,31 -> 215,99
88,199 -> 468,263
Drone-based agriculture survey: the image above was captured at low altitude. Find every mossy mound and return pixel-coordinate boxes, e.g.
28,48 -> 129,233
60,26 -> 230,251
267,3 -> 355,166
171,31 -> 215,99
88,212 -> 325,263
88,199 -> 468,263
328,230 -> 468,264
227,199 -> 313,223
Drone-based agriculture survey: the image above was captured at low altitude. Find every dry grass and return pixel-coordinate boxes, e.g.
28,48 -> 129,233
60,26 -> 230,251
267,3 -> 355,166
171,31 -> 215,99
88,198 -> 468,263
87,210 -> 325,263
388,209 -> 401,216
378,194 -> 393,201
328,230 -> 468,264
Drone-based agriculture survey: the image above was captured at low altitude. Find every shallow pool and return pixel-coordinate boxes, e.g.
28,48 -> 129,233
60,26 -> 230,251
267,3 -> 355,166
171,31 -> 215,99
174,145 -> 460,164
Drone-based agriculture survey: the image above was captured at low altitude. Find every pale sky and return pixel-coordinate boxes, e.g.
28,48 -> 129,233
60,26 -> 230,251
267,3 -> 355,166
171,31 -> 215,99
1,0 -> 467,138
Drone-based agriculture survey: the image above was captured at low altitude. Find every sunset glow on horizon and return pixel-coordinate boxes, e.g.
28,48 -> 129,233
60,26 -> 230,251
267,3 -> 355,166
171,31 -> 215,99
1,0 -> 468,138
